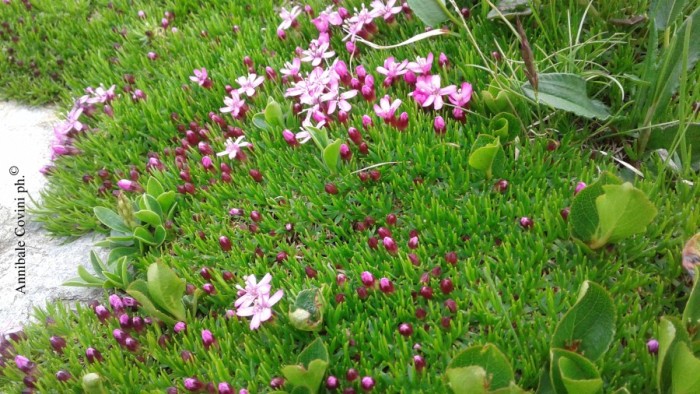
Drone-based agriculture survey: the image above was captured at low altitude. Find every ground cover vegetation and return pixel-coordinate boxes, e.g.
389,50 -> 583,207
1,0 -> 700,392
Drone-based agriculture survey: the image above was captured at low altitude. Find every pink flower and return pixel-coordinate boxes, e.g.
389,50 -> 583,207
86,84 -> 116,104
236,290 -> 284,330
280,58 -> 302,80
448,82 -> 473,108
217,136 -> 251,160
343,4 -> 376,41
407,53 -> 434,75
236,73 -> 264,97
278,6 -> 301,31
370,0 -> 402,21
295,130 -> 312,144
321,88 -> 358,114
234,273 -> 273,309
410,75 -> 457,110
376,57 -> 408,85
190,68 -> 209,87
301,40 -> 336,66
373,95 -> 401,122
220,91 -> 247,119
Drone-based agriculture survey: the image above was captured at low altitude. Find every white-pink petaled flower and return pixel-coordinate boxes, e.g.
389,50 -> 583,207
410,75 -> 457,110
343,4 -> 376,42
370,0 -> 402,21
236,290 -> 284,330
220,91 -> 247,119
376,57 -> 408,83
448,82 -> 473,108
280,58 -> 302,79
86,84 -> 116,104
189,68 -> 209,86
278,6 -> 301,31
234,273 -> 273,309
216,136 -> 251,160
301,40 -> 336,67
236,73 -> 264,97
407,53 -> 434,75
321,88 -> 358,114
295,130 -> 312,144
373,95 -> 402,121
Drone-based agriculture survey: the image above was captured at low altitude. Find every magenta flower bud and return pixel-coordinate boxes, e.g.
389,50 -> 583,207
219,235 -> 232,251
434,116 -> 446,134
361,376 -> 375,391
346,368 -> 359,381
404,70 -> 417,85
408,253 -> 420,266
361,85 -> 375,101
283,129 -> 297,146
202,330 -> 215,349
361,271 -> 375,287
161,17 -> 169,28
265,66 -> 277,80
249,168 -> 263,182
109,294 -> 124,312
56,370 -> 72,382
124,337 -> 139,352
519,217 -> 534,229
118,313 -> 131,329
94,305 -> 110,322
200,267 -> 212,280
326,375 -> 339,390
117,179 -> 142,192
386,213 -> 397,226
250,210 -> 262,222
419,286 -> 433,299
201,155 -> 214,169
350,77 -> 361,90
50,335 -> 67,353
203,283 -> 216,294
560,207 -> 571,221
396,112 -> 409,131
348,127 -> 362,145
399,323 -> 413,337
445,252 -> 457,265
379,278 -> 395,294
647,339 -> 659,354
440,278 -> 454,294
494,179 -> 509,193
453,107 -> 466,122
132,89 -> 146,101
229,208 -> 243,216
368,236 -> 378,249
325,183 -> 339,195
276,251 -> 288,262
86,347 -> 103,363
113,328 -> 128,345
346,41 -> 358,55
408,236 -> 419,249
337,273 -> 347,286
340,144 -> 352,161
575,181 -> 587,195
413,355 -> 426,371
198,141 -> 213,155
148,51 -> 158,61
218,382 -> 234,394
445,298 -> 458,313
365,75 -> 375,88
383,237 -> 398,254
131,316 -> 145,332
270,377 -> 285,389
439,52 -> 449,67
122,297 -> 136,309
184,377 -> 203,392
15,355 -> 34,373
174,321 -> 187,333
277,29 -> 286,40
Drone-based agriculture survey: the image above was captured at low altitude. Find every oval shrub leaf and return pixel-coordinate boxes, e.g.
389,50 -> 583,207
94,207 -> 130,233
445,366 -> 488,394
468,135 -> 505,179
407,0 -> 451,27
551,281 -> 615,362
146,262 -> 186,321
323,139 -> 343,174
569,172 -> 622,243
446,343 -> 515,390
134,210 -> 162,227
590,183 -> 657,249
146,177 -> 164,197
550,349 -> 602,394
522,73 -> 611,120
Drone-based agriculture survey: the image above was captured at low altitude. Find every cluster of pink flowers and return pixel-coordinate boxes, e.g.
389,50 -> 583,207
218,72 -> 264,120
42,84 -> 117,175
234,273 -> 284,330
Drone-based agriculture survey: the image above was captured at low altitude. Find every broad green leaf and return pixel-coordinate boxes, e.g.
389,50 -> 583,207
265,100 -> 285,130
651,0 -> 689,31
644,8 -> 700,125
157,191 -> 176,215
407,0 -> 451,27
305,126 -> 330,151
647,123 -> 700,167
252,112 -> 269,131
107,246 -> 138,264
446,343 -> 515,390
569,172 -> 622,243
323,139 -> 343,174
590,183 -> 657,249
281,359 -> 328,393
146,177 -> 164,197
683,266 -> 700,332
290,387 -> 311,394
153,225 -> 167,246
551,281 -> 616,362
77,265 -> 102,284
289,288 -> 325,331
657,317 -> 690,391
142,194 -> 163,219
146,262 -> 186,321
89,250 -> 107,276
94,207 -> 131,233
550,349 -> 602,394
490,383 -> 529,394
468,135 -> 505,179
445,366 -> 488,394
126,279 -> 177,325
487,0 -> 532,20
536,367 -> 556,394
134,226 -> 156,245
671,341 -> 700,394
481,90 -> 513,113
134,210 -> 162,226
490,112 -> 520,140
298,338 -> 329,368
522,73 -> 610,120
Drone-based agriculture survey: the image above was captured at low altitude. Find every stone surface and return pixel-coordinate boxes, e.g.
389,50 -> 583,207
0,101 -> 101,333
